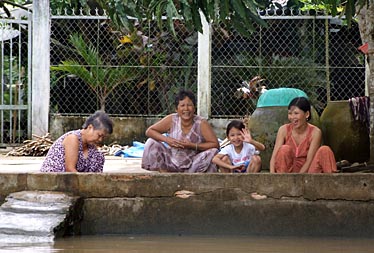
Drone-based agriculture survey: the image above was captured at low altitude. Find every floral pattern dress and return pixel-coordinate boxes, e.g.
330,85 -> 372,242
40,130 -> 105,172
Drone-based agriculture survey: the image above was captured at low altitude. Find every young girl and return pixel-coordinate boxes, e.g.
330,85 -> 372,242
213,120 -> 265,173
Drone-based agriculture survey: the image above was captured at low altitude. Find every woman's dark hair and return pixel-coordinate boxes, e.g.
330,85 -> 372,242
226,120 -> 245,136
288,97 -> 312,121
174,89 -> 196,108
82,111 -> 113,134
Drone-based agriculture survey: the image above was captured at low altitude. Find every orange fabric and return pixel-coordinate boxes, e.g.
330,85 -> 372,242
274,123 -> 337,173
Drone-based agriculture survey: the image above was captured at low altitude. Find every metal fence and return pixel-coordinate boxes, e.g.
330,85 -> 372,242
0,17 -> 31,147
211,15 -> 365,117
50,13 -> 197,117
50,10 -> 365,118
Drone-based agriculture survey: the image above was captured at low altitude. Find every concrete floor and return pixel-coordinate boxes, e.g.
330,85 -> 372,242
0,154 -> 150,173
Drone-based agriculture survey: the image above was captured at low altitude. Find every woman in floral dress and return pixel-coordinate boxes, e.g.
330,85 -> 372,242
41,111 -> 113,172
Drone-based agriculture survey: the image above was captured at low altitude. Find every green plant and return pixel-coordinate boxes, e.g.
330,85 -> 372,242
51,33 -> 138,111
261,56 -> 327,112
96,0 -> 269,38
116,23 -> 198,115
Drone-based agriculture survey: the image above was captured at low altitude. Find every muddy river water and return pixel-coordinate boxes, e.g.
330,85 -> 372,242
1,235 -> 374,253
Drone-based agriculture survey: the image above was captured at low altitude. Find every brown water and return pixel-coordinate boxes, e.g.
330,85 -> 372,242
1,235 -> 374,253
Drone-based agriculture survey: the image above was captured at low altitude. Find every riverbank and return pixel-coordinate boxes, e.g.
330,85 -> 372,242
1,169 -> 374,237
2,151 -> 374,237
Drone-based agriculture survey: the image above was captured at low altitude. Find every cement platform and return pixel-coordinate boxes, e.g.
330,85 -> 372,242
3,150 -> 374,237
1,168 -> 374,237
0,154 -> 149,173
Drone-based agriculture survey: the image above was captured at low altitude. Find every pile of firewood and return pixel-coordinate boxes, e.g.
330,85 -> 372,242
6,134 -> 54,157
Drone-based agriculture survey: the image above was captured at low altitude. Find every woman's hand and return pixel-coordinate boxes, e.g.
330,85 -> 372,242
166,137 -> 186,149
167,138 -> 199,151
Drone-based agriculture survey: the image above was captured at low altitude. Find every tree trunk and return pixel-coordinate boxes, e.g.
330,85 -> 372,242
100,97 -> 106,112
357,3 -> 374,164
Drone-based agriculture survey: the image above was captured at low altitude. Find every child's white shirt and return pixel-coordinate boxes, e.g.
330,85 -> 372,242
219,142 -> 256,166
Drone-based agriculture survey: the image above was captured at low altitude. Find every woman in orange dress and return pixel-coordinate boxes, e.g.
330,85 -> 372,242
270,97 -> 337,173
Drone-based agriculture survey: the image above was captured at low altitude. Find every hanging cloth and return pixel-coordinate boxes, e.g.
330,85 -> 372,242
349,96 -> 370,133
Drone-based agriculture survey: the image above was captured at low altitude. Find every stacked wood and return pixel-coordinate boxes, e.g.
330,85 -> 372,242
6,137 -> 131,157
6,134 -> 54,157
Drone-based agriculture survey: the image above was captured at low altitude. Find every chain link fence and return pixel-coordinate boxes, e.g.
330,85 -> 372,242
50,14 -> 197,117
211,15 -> 365,117
50,11 -> 365,118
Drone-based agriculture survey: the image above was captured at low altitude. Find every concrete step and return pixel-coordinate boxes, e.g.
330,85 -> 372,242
0,191 -> 81,244
0,233 -> 55,243
0,211 -> 65,235
2,196 -> 74,214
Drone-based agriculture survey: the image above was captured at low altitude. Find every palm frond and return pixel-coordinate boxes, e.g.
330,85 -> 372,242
51,36 -> 139,111
69,34 -> 104,66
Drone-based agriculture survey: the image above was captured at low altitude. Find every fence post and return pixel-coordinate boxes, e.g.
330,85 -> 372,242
197,12 -> 212,119
32,0 -> 50,137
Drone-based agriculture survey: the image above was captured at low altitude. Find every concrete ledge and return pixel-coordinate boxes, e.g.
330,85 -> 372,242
82,197 -> 374,237
0,173 -> 373,237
